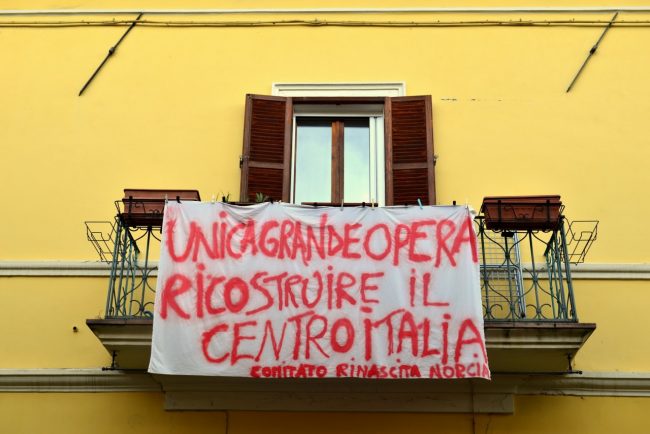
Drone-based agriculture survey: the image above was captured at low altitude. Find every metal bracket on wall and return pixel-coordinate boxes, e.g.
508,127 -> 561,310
78,13 -> 143,96
566,12 -> 618,92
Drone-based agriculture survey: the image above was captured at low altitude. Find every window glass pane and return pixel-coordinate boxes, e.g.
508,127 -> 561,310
343,118 -> 371,202
294,119 -> 331,204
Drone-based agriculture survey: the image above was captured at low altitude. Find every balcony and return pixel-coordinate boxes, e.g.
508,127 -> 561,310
86,191 -> 596,374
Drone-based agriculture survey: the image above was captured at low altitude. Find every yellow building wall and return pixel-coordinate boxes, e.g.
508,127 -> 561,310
1,277 -> 649,371
0,393 -> 648,434
1,2 -> 650,263
573,280 -> 650,371
0,277 -> 110,368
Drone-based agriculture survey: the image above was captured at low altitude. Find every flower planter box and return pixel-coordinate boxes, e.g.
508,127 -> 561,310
481,195 -> 563,231
120,189 -> 201,227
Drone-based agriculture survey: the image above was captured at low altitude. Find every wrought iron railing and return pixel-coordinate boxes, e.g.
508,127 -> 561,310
475,217 -> 596,322
86,216 -> 159,318
86,210 -> 596,321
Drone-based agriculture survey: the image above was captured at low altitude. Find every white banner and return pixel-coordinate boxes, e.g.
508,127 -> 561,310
149,202 -> 490,380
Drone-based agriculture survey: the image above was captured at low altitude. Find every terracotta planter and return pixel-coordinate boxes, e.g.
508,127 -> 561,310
121,189 -> 201,227
481,195 -> 563,231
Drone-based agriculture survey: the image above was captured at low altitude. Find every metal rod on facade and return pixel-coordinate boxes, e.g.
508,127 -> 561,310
566,11 -> 618,92
127,238 -> 138,316
553,233 -> 568,319
478,221 -> 491,320
115,226 -> 130,317
503,235 -> 517,319
560,219 -> 579,321
529,231 -> 542,319
513,235 -> 526,318
78,12 -> 143,96
546,237 -> 558,318
105,218 -> 123,317
139,228 -> 152,316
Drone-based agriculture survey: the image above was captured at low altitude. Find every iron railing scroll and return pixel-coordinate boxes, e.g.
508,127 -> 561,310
475,216 -> 597,322
86,214 -> 159,318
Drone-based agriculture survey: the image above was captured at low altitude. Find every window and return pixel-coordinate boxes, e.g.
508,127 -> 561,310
239,94 -> 435,206
292,104 -> 385,205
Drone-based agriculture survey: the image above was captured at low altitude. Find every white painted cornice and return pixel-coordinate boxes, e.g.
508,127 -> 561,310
516,372 -> 650,397
2,7 -> 650,16
0,261 -> 118,277
565,263 -> 650,280
1,261 -> 648,279
0,261 -> 153,277
0,369 -> 649,398
0,369 -> 160,392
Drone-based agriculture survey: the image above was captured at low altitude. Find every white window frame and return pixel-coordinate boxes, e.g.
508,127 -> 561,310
291,105 -> 385,205
273,83 -> 404,206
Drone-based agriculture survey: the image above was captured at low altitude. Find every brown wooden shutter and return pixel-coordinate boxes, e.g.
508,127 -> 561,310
240,94 -> 292,202
384,95 -> 436,205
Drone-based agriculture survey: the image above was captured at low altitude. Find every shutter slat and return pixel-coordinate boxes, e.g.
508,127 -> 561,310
385,96 -> 436,205
393,168 -> 430,205
240,94 -> 292,202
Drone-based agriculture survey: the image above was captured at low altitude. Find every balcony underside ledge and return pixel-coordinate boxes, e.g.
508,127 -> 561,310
484,322 -> 596,372
86,319 -> 154,369
86,319 -> 596,373
159,376 -> 515,413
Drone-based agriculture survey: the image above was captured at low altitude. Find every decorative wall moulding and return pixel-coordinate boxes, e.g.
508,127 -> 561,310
272,82 -> 406,97
3,261 -> 648,279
